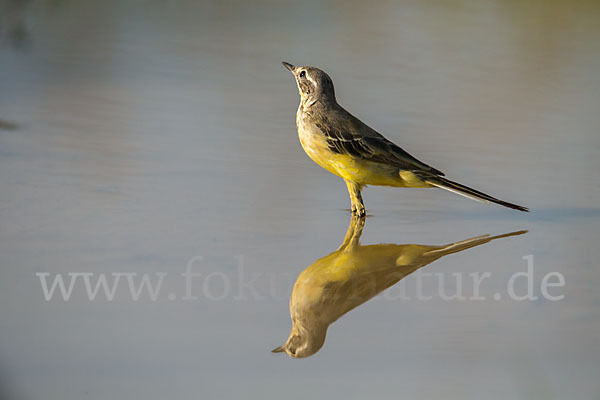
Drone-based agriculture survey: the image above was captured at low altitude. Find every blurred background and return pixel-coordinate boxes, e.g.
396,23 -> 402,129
1,0 -> 599,399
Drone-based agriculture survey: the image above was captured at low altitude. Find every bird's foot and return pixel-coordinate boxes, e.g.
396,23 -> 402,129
351,206 -> 366,218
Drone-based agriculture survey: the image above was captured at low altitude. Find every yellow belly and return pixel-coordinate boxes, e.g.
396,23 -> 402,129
298,130 -> 429,188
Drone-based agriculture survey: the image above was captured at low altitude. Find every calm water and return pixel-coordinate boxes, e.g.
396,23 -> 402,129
1,0 -> 599,399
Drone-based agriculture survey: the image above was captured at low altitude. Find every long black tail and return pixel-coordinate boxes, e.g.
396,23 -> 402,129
419,174 -> 529,212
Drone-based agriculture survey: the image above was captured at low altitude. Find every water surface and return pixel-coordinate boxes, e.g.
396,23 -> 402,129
1,1 -> 599,399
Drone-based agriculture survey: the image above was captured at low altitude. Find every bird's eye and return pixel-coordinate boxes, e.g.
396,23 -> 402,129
299,71 -> 306,78
289,347 -> 296,355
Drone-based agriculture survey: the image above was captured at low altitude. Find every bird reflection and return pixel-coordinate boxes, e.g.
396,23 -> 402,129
273,216 -> 526,358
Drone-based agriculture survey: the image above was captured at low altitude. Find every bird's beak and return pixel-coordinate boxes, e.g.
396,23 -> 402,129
282,61 -> 296,74
271,345 -> 286,353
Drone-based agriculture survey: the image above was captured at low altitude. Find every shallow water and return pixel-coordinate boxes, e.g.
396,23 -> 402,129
1,0 -> 599,399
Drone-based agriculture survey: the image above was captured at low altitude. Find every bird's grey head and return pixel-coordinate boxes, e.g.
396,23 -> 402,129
271,324 -> 327,359
282,62 -> 336,106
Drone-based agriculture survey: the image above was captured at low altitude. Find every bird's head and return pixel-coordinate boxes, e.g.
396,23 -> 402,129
282,62 -> 336,106
271,324 -> 326,359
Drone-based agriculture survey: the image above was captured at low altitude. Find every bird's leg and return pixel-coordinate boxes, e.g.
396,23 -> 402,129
337,214 -> 366,252
345,180 -> 365,217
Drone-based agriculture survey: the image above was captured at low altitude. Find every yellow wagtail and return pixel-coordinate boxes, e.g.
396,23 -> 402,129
282,62 -> 528,216
272,216 -> 526,358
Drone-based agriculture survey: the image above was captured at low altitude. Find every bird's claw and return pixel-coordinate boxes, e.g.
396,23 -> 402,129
351,207 -> 367,218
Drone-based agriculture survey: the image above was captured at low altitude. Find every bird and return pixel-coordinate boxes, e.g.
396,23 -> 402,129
282,62 -> 528,216
272,215 -> 527,358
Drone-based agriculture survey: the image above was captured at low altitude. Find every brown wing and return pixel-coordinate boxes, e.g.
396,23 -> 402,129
314,112 -> 444,176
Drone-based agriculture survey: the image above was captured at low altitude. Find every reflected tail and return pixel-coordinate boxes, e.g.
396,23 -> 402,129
425,230 -> 528,257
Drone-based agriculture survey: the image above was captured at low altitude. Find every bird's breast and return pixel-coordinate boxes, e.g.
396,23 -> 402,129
295,108 -> 408,186
296,110 -> 340,174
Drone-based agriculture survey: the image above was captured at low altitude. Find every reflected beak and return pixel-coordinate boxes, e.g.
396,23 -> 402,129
271,345 -> 285,353
282,61 -> 296,74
